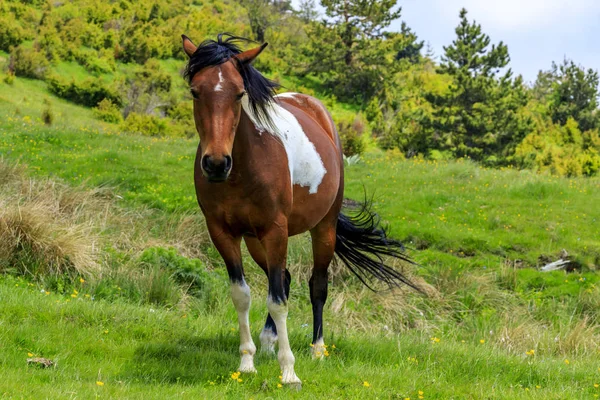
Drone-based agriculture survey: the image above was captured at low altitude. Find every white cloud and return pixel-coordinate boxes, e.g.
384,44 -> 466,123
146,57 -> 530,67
434,0 -> 600,31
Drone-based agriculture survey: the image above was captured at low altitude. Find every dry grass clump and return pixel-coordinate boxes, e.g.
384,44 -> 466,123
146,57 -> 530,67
0,162 -> 102,276
0,158 -> 212,280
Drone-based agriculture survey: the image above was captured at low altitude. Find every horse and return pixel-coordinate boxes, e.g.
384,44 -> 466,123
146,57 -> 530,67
181,33 -> 417,386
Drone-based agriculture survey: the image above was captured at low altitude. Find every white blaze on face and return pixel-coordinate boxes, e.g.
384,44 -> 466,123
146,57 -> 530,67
241,93 -> 326,194
214,69 -> 224,92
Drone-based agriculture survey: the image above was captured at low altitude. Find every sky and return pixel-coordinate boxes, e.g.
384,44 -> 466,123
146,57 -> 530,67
292,0 -> 600,84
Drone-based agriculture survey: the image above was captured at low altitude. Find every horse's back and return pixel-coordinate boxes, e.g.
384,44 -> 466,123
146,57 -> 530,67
275,93 -> 339,148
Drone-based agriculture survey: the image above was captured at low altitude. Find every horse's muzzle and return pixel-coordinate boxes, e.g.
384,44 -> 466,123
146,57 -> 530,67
201,155 -> 232,182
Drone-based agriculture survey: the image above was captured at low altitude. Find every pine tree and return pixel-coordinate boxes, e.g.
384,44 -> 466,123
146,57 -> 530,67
428,8 -> 531,162
304,0 -> 420,101
548,59 -> 599,132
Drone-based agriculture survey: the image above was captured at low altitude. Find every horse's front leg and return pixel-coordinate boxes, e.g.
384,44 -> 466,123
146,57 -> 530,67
208,227 -> 257,373
261,221 -> 301,386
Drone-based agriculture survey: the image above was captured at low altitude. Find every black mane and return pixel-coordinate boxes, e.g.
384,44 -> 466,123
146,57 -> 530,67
184,33 -> 279,128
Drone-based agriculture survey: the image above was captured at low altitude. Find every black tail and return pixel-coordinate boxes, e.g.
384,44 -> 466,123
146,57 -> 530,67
334,199 -> 421,292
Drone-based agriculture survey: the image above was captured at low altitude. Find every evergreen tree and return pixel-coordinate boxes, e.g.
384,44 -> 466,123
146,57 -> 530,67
297,0 -> 319,23
395,23 -> 423,64
304,0 -> 419,101
242,0 -> 292,43
428,8 -> 531,162
548,59 -> 599,132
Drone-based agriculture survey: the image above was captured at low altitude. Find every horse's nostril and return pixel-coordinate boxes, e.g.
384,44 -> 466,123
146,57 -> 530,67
202,155 -> 213,172
224,155 -> 232,171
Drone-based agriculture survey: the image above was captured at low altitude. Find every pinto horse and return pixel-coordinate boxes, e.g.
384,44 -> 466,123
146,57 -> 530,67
181,33 -> 417,386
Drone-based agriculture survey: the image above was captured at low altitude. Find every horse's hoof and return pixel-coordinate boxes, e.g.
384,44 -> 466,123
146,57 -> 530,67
311,343 -> 327,360
287,382 -> 302,391
239,355 -> 257,373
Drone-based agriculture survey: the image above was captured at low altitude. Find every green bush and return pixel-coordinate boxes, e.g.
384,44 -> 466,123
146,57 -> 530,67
0,17 -> 24,52
93,99 -> 123,123
9,46 -> 49,79
120,112 -> 168,136
47,75 -> 122,107
3,72 -> 15,85
139,247 -> 226,307
41,106 -> 54,126
336,115 -> 367,156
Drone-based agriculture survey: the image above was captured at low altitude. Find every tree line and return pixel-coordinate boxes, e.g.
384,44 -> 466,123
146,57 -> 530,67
1,0 -> 599,176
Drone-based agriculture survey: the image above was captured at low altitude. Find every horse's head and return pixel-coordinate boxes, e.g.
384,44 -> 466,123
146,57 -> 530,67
182,34 -> 275,182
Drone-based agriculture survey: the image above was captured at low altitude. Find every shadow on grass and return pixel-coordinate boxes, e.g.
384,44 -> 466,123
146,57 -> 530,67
119,332 -> 241,384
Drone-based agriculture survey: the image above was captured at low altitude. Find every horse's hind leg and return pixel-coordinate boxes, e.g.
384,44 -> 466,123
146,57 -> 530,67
208,227 -> 257,373
245,236 -> 291,355
308,219 -> 336,359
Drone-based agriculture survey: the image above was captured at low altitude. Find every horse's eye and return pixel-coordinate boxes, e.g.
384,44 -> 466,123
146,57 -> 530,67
190,89 -> 199,99
236,91 -> 246,101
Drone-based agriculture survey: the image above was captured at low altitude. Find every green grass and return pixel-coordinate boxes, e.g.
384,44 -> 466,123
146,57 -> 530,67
1,75 -> 600,399
344,152 -> 600,269
2,275 -> 600,399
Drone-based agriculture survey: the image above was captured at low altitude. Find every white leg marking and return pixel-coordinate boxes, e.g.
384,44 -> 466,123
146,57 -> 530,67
312,337 -> 326,360
231,280 -> 257,373
267,297 -> 301,385
259,326 -> 278,355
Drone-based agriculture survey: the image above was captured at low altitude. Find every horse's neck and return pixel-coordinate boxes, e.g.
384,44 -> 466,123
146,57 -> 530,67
231,111 -> 262,171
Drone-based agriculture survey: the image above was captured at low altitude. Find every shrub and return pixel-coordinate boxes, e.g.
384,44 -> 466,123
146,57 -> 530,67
47,75 -> 122,107
3,72 -> 15,85
93,99 -> 123,123
337,115 -> 367,156
139,247 -> 226,307
8,46 -> 49,79
120,112 -> 168,136
42,106 -> 54,126
0,17 -> 24,52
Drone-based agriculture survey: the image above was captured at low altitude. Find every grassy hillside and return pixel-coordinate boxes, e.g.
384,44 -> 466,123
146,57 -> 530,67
2,275 -> 600,399
1,76 -> 600,398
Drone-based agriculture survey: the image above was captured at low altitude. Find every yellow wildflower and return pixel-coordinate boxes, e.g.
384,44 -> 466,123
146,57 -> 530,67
231,371 -> 241,380
80,278 -> 85,283
564,359 -> 570,365
277,383 -> 282,388
96,381 -> 104,386
27,352 -> 33,357
363,381 -> 370,387
479,339 -> 485,344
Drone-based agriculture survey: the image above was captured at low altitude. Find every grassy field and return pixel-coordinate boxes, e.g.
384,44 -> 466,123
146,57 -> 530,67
1,76 -> 600,399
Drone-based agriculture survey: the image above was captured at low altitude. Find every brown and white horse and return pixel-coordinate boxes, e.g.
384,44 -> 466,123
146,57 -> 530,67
181,34 -> 417,386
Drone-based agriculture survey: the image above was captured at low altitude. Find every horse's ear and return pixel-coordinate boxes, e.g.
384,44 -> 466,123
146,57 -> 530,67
182,34 -> 197,58
235,43 -> 268,64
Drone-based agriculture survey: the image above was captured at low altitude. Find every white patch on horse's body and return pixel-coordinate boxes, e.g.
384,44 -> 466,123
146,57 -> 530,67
230,279 -> 257,373
267,297 -> 301,385
259,326 -> 277,354
311,337 -> 326,360
241,94 -> 326,194
214,69 -> 224,92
